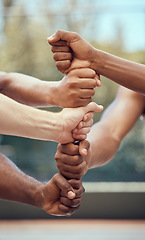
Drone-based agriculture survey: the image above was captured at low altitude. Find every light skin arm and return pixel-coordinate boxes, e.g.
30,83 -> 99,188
0,68 -> 100,108
0,153 -> 84,216
0,93 -> 103,143
87,86 -> 145,169
48,30 -> 145,95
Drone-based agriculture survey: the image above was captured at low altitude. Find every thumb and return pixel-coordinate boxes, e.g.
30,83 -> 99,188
79,140 -> 90,156
47,30 -> 80,44
53,173 -> 76,199
84,102 -> 103,115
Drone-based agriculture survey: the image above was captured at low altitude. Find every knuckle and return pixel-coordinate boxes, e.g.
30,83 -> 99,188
76,163 -> 86,173
51,46 -> 55,53
56,29 -> 61,36
74,155 -> 83,164
92,80 -> 97,88
56,61 -> 62,69
91,89 -> 95,96
53,52 -> 59,61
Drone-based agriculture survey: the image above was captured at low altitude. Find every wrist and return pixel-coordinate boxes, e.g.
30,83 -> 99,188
49,81 -> 60,107
31,109 -> 62,142
32,183 -> 45,208
40,81 -> 59,107
91,49 -> 105,74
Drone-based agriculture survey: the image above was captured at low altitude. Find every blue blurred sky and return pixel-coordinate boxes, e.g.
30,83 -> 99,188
1,0 -> 145,52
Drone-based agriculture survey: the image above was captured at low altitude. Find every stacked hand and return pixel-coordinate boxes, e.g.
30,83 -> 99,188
47,30 -> 102,216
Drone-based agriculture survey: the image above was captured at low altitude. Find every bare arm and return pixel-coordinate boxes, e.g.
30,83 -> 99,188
0,71 -> 58,107
92,50 -> 145,95
0,153 -> 84,216
53,87 -> 145,175
48,30 -> 145,95
0,68 -> 99,108
87,87 -> 145,169
0,93 -> 102,143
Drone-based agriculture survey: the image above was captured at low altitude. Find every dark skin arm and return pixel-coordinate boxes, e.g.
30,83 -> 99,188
48,30 -> 145,95
0,153 -> 84,216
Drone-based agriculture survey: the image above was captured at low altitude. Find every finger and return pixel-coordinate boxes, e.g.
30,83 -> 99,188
69,68 -> 96,79
74,186 -> 85,198
51,45 -> 71,53
60,170 -> 83,180
56,155 -> 83,166
76,118 -> 93,129
53,52 -> 72,61
68,179 -> 82,189
60,161 -> 86,174
47,30 -> 80,45
79,140 -> 90,156
57,143 -> 79,156
53,173 -> 75,199
95,74 -> 101,87
82,112 -> 94,122
79,88 -> 95,98
56,60 -> 71,73
73,98 -> 92,107
58,204 -> 80,216
78,79 -> 97,89
74,134 -> 87,141
73,126 -> 91,136
83,102 -> 103,114
60,196 -> 82,208
48,40 -> 68,46
61,181 -> 85,197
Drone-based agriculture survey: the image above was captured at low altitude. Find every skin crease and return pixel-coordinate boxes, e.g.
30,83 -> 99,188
55,86 -> 145,178
0,70 -> 103,143
0,36 -> 105,216
48,30 -> 145,180
0,153 -> 85,216
0,51 -> 103,216
48,30 -> 145,95
0,46 -> 104,216
0,94 -> 103,143
0,68 -> 100,108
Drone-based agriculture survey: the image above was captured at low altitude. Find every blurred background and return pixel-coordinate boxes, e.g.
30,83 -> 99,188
0,0 -> 145,220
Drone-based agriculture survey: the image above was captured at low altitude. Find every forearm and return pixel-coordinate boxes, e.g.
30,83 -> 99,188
0,153 -> 43,207
0,72 -> 59,107
87,122 -> 120,169
92,50 -> 145,95
0,94 -> 61,142
87,87 -> 145,169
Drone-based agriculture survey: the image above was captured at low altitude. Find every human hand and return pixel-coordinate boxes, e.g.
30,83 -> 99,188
54,68 -> 101,108
55,140 -> 91,179
40,173 -> 85,216
56,102 -> 103,143
47,30 -> 98,75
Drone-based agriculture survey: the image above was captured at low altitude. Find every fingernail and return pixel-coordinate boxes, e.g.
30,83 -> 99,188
99,105 -> 103,109
82,148 -> 87,155
47,35 -> 54,40
67,191 -> 75,199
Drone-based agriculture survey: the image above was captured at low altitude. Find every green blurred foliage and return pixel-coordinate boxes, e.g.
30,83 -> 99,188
0,0 -> 145,182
